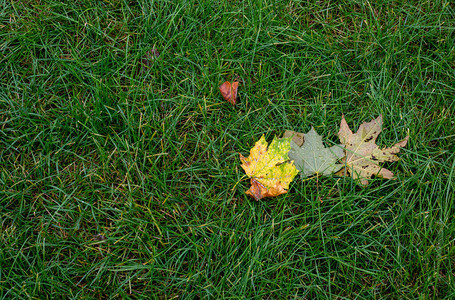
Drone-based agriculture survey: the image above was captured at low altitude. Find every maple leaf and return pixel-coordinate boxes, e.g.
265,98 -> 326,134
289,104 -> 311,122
338,115 -> 409,185
240,135 -> 298,200
286,128 -> 344,177
219,81 -> 239,105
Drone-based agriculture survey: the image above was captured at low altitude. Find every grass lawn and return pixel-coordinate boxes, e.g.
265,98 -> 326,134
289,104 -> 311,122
1,0 -> 455,298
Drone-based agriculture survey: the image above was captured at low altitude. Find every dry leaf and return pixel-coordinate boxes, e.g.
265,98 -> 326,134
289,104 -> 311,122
219,81 -> 239,105
93,233 -> 106,241
240,135 -> 298,200
338,115 -> 409,185
283,130 -> 305,147
139,48 -> 160,74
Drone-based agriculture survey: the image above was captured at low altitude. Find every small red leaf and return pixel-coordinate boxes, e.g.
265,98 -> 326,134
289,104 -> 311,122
219,81 -> 239,105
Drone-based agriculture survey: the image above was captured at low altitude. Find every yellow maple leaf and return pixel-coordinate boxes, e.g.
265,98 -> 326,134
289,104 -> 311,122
240,135 -> 299,200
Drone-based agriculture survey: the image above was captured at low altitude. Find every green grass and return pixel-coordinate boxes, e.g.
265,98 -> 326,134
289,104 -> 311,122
1,0 -> 455,298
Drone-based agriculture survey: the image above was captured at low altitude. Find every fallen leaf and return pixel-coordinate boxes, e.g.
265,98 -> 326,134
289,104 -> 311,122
287,127 -> 344,177
338,115 -> 409,185
283,130 -> 305,147
93,233 -> 106,241
139,48 -> 160,74
219,81 -> 239,105
240,135 -> 298,200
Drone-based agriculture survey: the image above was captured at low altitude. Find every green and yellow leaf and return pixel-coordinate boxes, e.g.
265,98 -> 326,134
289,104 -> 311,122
240,135 -> 298,200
